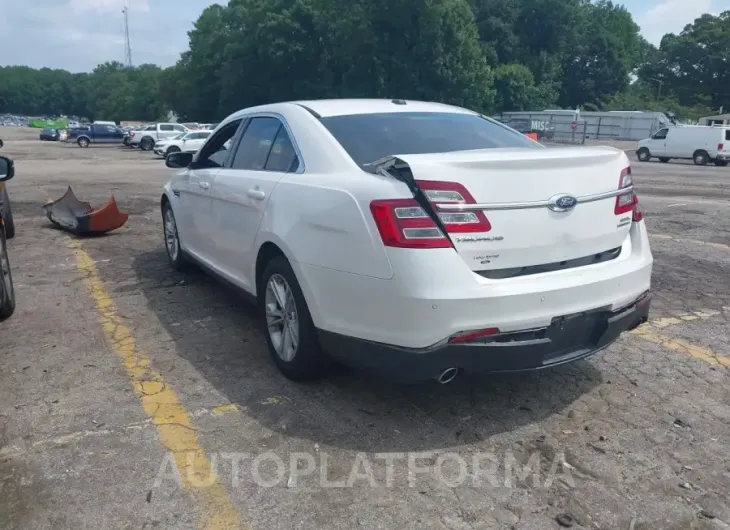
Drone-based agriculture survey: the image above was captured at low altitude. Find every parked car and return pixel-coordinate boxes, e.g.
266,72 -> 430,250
636,125 -> 730,166
0,155 -> 16,320
39,127 -> 60,141
128,123 -> 188,151
160,99 -> 653,384
154,130 -> 213,158
68,124 -> 124,147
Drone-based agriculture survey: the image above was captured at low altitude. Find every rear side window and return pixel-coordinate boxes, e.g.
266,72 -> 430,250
160,124 -> 174,131
320,111 -> 540,167
726,130 -> 730,141
231,117 -> 282,170
265,127 -> 299,172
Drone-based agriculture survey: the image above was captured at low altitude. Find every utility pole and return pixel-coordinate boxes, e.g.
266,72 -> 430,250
123,3 -> 133,67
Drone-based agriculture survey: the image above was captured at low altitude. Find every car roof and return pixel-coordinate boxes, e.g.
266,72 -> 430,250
223,99 -> 477,122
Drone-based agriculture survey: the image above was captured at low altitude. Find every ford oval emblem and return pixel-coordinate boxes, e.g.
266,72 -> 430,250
548,194 -> 578,212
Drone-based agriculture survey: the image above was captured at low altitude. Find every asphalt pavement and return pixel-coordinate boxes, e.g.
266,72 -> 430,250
1,126 -> 729,530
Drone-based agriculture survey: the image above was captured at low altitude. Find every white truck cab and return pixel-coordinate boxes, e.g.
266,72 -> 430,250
637,125 -> 730,166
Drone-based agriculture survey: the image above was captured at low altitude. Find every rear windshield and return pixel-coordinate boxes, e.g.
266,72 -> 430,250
320,111 -> 540,166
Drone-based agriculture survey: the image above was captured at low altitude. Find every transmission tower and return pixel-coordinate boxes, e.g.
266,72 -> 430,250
123,4 -> 133,67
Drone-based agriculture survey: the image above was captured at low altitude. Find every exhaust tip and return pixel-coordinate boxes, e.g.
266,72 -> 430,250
436,367 -> 459,384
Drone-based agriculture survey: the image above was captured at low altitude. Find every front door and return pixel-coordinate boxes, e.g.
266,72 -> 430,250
209,116 -> 301,291
175,120 -> 243,264
649,128 -> 668,156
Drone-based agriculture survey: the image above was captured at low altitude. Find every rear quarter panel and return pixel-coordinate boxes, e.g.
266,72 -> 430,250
254,172 -> 403,281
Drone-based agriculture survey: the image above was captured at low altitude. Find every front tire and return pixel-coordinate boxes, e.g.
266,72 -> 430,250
659,157 -> 670,163
166,146 -> 181,157
714,160 -> 728,167
1,189 -> 15,239
636,148 -> 651,162
0,226 -> 16,321
162,202 -> 187,271
260,256 -> 328,381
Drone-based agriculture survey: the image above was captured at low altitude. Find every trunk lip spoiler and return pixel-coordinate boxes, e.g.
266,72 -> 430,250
436,186 -> 634,212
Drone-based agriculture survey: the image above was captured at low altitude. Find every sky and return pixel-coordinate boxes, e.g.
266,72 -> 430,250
0,0 -> 728,73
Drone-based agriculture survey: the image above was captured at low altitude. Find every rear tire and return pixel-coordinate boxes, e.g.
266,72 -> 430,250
636,148 -> 651,162
693,150 -> 709,166
162,202 -> 188,271
1,189 -> 15,240
0,226 -> 16,321
259,256 -> 328,381
659,157 -> 670,163
140,137 -> 154,151
77,137 -> 89,148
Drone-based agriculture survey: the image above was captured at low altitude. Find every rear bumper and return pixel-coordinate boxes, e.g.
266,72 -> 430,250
319,293 -> 651,383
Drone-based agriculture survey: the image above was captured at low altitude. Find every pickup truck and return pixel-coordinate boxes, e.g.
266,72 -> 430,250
128,123 -> 188,151
68,124 -> 124,147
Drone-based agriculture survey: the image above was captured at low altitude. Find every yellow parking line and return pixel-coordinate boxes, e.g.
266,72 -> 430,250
71,240 -> 246,530
631,326 -> 730,367
651,233 -> 730,251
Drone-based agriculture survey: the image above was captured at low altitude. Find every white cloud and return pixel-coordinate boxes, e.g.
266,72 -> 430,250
635,0 -> 726,45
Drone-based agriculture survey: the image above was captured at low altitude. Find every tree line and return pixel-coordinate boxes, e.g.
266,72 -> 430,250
1,0 -> 728,123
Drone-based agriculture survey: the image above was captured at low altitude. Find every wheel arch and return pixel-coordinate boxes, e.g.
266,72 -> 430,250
254,239 -> 324,328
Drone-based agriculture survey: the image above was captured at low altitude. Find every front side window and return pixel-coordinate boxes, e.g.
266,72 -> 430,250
145,125 -> 156,131
320,111 -> 540,167
194,119 -> 243,169
173,124 -> 186,132
230,117 -> 283,170
653,129 -> 668,140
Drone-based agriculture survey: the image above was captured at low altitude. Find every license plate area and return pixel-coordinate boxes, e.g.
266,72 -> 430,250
546,310 -> 608,353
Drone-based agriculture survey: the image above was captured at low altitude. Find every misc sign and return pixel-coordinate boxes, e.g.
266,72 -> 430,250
531,120 -> 550,131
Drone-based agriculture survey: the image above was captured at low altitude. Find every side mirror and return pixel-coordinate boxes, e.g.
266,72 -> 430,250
166,151 -> 193,169
0,156 -> 14,182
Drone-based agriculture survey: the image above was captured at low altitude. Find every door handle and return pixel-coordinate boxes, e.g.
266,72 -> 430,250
247,188 -> 266,200
198,181 -> 210,190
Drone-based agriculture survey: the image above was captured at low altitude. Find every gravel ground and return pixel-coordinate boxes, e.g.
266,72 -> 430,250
1,126 -> 729,530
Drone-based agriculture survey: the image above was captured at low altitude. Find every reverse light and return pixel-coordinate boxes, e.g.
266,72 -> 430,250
370,181 -> 490,249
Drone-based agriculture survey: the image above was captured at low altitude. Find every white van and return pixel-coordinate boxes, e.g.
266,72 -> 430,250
93,120 -> 117,127
636,125 -> 730,166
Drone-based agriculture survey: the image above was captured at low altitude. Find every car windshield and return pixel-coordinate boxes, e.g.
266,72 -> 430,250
320,111 -> 539,166
173,133 -> 186,140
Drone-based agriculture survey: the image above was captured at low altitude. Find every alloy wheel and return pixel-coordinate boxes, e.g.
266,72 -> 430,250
164,209 -> 179,261
265,273 -> 299,362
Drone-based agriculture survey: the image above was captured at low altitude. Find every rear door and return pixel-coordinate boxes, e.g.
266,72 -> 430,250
388,147 -> 635,274
209,115 -> 300,290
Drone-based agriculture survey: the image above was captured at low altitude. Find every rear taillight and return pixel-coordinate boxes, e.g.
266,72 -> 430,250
370,181 -> 490,248
130,131 -> 135,137
718,143 -> 724,151
614,166 -> 643,222
370,199 -> 452,248
416,180 -> 491,233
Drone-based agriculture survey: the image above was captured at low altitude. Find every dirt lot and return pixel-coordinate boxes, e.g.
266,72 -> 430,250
1,125 -> 729,530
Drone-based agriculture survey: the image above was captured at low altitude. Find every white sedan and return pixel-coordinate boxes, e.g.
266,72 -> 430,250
154,130 -> 212,158
160,99 -> 653,384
